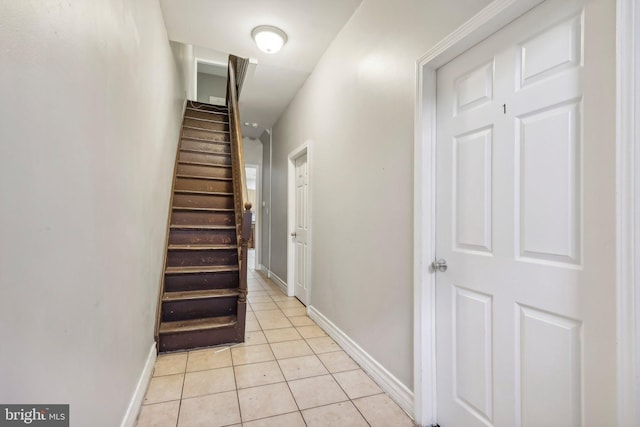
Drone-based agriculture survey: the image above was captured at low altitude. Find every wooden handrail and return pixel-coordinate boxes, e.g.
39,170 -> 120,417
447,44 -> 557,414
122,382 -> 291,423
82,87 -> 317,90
227,56 -> 249,212
227,55 -> 252,313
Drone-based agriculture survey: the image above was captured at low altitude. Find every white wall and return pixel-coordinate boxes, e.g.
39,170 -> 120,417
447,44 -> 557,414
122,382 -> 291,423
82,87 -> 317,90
0,1 -> 184,426
170,41 -> 194,100
243,136 -> 264,166
270,0 -> 491,389
197,72 -> 227,103
194,45 -> 228,65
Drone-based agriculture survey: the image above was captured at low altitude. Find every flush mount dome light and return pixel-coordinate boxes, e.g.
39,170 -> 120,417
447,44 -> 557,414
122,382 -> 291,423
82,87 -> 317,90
252,25 -> 287,54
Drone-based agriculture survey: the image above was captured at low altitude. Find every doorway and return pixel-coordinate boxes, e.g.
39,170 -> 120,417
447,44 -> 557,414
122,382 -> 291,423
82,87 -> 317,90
245,164 -> 260,271
414,0 -> 624,425
287,143 -> 311,305
194,60 -> 227,105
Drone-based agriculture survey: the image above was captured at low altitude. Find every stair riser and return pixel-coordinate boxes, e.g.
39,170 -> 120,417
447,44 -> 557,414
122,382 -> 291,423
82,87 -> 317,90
179,150 -> 231,165
183,117 -> 229,132
185,109 -> 227,122
171,210 -> 235,227
182,127 -> 230,143
177,163 -> 232,179
159,326 -> 241,352
169,228 -> 237,245
175,177 -> 233,193
162,297 -> 237,322
164,271 -> 239,292
188,102 -> 227,112
181,139 -> 230,155
172,193 -> 234,209
167,249 -> 238,267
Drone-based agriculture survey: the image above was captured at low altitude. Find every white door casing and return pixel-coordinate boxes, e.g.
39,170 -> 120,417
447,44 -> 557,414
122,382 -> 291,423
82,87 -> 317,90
433,0 -> 615,426
287,142 -> 311,304
293,153 -> 309,304
246,164 -> 261,269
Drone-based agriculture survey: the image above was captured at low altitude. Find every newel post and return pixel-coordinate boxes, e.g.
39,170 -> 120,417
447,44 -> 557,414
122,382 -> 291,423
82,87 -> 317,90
238,202 -> 253,304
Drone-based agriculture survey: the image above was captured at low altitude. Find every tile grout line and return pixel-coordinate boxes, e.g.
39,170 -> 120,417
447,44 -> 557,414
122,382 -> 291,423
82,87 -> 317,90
230,338 -> 244,426
236,270 -> 265,424
260,280 -> 364,425
263,306 -> 309,427
311,341 -> 373,427
333,373 -> 375,427
174,352 -> 188,427
248,272 -> 309,425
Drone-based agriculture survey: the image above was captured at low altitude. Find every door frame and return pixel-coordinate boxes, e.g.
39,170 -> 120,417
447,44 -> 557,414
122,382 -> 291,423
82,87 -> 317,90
193,58 -> 226,103
246,163 -> 261,269
287,141 -> 312,301
412,0 -> 640,425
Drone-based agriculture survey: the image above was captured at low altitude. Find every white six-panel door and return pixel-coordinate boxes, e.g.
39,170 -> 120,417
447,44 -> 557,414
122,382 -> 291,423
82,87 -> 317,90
435,0 -> 616,425
293,153 -> 309,304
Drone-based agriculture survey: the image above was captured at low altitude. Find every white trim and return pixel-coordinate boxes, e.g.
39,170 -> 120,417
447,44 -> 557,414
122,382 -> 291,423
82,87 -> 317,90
286,142 -> 312,302
239,58 -> 258,99
270,272 -> 287,294
260,267 -> 287,294
415,0 -> 640,425
416,0 -> 544,68
194,57 -> 227,103
308,306 -> 414,420
246,163 -> 262,270
267,128 -> 273,274
616,0 -> 640,425
193,58 -> 198,102
120,342 -> 157,427
413,1 -> 549,425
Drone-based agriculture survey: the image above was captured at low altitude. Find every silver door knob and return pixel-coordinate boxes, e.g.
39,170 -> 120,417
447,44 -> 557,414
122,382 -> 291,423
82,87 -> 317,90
290,232 -> 297,237
431,258 -> 448,272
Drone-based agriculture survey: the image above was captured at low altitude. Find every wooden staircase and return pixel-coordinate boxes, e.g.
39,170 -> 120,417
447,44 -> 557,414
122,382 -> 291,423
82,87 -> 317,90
155,56 -> 252,352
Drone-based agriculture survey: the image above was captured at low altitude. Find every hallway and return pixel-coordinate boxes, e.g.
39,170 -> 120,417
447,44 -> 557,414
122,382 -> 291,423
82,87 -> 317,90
136,259 -> 414,426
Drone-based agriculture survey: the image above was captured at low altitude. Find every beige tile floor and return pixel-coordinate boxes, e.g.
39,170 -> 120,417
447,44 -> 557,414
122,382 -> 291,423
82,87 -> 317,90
137,254 -> 415,427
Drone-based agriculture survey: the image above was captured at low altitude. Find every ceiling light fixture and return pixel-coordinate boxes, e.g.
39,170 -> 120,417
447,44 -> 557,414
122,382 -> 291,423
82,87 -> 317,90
252,25 -> 287,54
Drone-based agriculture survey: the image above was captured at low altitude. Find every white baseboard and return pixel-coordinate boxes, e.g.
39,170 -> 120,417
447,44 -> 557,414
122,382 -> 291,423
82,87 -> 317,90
269,271 -> 288,294
256,263 -> 265,272
120,342 -> 157,427
308,306 -> 415,420
258,266 -> 288,295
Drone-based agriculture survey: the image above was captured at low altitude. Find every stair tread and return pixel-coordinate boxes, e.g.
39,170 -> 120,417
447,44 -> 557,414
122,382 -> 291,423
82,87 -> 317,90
159,315 -> 237,334
175,174 -> 233,181
170,224 -> 236,230
180,147 -> 231,156
186,107 -> 228,115
182,136 -> 231,145
163,289 -> 239,302
172,206 -> 235,211
174,189 -> 233,196
168,244 -> 237,251
178,160 -> 232,168
183,125 -> 230,134
186,103 -> 228,110
185,116 -> 229,125
165,265 -> 239,274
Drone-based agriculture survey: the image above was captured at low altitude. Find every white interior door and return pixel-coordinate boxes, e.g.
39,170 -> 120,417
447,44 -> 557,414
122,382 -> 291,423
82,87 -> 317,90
434,0 -> 616,426
293,153 -> 309,304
